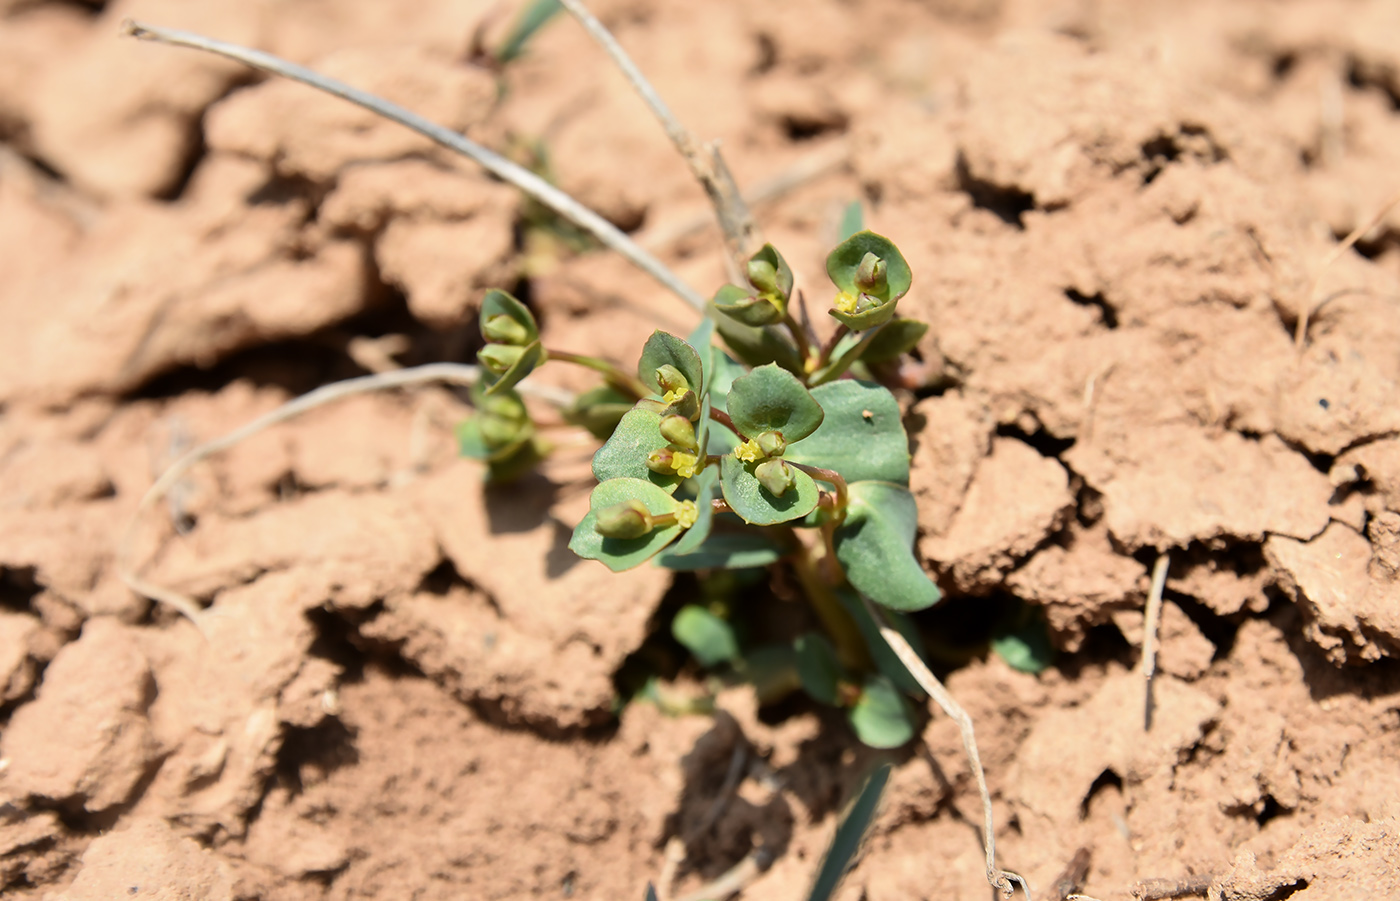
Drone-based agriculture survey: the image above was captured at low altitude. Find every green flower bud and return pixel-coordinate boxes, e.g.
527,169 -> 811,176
659,415 -> 698,451
482,314 -> 531,346
595,499 -> 653,539
479,413 -> 526,449
479,343 -> 526,374
655,364 -> 690,397
646,448 -> 676,474
854,252 -> 887,294
755,458 -> 795,497
755,430 -> 786,458
747,258 -> 781,296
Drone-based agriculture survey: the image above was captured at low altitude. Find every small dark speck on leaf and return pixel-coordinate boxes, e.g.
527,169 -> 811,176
1318,398 -> 1330,410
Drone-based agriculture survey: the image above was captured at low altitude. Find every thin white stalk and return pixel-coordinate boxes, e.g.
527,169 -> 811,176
861,597 -> 1032,900
1141,551 -> 1170,732
116,363 -> 571,624
119,19 -> 706,311
554,0 -> 757,268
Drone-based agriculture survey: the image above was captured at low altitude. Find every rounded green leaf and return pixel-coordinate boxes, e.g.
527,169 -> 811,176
861,318 -> 929,364
479,288 -> 539,344
726,364 -> 825,443
795,633 -> 844,706
592,407 -> 684,493
480,340 -> 545,396
834,481 -> 940,612
672,605 -> 739,667
720,454 -> 819,526
712,311 -> 804,373
992,611 -> 1055,674
785,381 -> 910,485
563,384 -> 633,440
569,478 -> 683,572
826,231 -> 911,303
714,283 -> 783,327
686,317 -> 716,388
638,330 -> 704,397
656,531 -> 785,571
847,675 -> 915,749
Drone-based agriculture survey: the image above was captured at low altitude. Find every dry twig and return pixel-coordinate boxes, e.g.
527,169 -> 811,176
115,364 -> 571,624
120,19 -> 707,312
860,597 -> 1031,899
1295,186 -> 1400,350
555,0 -> 758,272
1141,552 -> 1170,732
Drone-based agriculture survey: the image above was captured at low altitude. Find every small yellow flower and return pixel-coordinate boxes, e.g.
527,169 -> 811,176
833,291 -> 859,314
671,451 -> 699,479
675,500 -> 699,529
663,388 -> 687,405
734,439 -> 763,463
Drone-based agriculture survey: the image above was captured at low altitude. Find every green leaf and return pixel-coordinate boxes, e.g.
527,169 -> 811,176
712,310 -> 804,374
714,283 -> 783,327
795,633 -> 844,706
785,381 -> 910,485
495,0 -> 563,65
480,340 -> 545,396
569,478 -> 684,572
720,454 -> 820,526
735,644 -> 802,706
672,605 -> 739,667
861,318 -> 928,364
638,330 -> 704,397
992,609 -> 1055,674
847,676 -> 915,749
749,244 -> 794,300
686,317 -> 716,389
826,231 -> 912,303
837,200 -> 865,242
834,482 -> 940,611
644,883 -> 660,901
656,530 -> 785,571
484,435 -> 550,483
562,384 -> 633,440
592,407 -> 683,493
669,466 -> 720,556
836,588 -> 927,697
726,364 -> 825,443
805,763 -> 890,901
479,288 -> 539,343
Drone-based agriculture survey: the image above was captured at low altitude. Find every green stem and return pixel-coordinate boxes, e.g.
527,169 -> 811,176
782,309 -> 815,367
709,407 -> 743,437
808,325 -> 883,387
809,323 -> 849,375
546,349 -> 650,398
788,532 -> 868,671
789,462 -> 848,520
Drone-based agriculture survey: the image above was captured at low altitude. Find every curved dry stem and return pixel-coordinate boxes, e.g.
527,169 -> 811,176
116,363 -> 572,626
555,0 -> 757,270
1296,186 -> 1400,350
1141,551 -> 1170,732
860,595 -> 1032,900
119,19 -> 706,312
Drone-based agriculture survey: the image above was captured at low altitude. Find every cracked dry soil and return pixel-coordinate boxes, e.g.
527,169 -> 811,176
1,0 -> 1399,899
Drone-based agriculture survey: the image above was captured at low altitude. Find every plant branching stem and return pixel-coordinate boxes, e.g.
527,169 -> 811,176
811,323 -> 850,373
554,0 -> 757,270
859,595 -> 1031,900
546,349 -> 650,398
119,19 -> 706,312
709,407 -> 742,437
789,536 -> 867,671
116,363 -> 571,626
782,310 -> 815,363
789,462 -> 847,515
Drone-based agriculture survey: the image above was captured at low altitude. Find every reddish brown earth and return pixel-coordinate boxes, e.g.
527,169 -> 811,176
2,0 -> 1400,899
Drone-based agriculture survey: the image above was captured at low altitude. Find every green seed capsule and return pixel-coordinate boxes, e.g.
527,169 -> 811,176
646,448 -> 676,474
478,343 -> 525,374
755,458 -> 795,497
855,252 -> 887,294
747,258 -> 781,296
755,430 -> 786,458
659,415 -> 698,451
654,364 -> 690,396
595,499 -> 653,539
482,314 -> 530,346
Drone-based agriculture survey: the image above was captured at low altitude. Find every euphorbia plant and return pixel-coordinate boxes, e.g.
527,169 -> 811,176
461,230 -> 941,748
